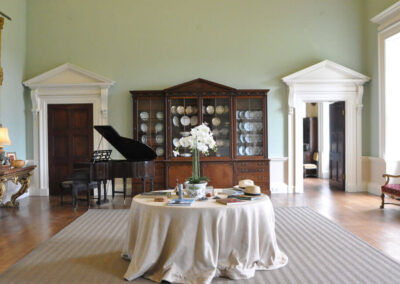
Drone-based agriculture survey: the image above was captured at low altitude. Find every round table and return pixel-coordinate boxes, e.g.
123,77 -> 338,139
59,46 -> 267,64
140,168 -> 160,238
122,191 -> 288,283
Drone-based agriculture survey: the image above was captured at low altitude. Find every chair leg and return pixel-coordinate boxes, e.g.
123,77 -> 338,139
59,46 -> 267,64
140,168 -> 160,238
60,185 -> 64,205
97,182 -> 101,205
380,193 -> 385,209
112,178 -> 115,199
87,187 -> 90,207
72,186 -> 78,208
123,178 -> 127,200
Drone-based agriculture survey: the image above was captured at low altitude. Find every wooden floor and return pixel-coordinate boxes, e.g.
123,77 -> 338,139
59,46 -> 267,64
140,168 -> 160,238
1,178 -> 400,275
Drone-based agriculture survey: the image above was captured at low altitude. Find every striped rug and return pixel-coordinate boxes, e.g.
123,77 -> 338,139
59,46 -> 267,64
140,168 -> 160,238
1,207 -> 399,284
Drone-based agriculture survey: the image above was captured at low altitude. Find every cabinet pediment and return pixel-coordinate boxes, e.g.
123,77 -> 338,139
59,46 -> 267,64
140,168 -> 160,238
164,78 -> 236,93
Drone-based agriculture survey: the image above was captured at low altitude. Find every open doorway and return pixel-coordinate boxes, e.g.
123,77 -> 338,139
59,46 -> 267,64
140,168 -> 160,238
303,101 -> 345,191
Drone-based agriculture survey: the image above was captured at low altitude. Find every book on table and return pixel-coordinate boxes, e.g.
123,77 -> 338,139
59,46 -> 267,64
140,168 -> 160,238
141,191 -> 172,198
167,199 -> 196,206
227,195 -> 263,201
216,198 -> 247,206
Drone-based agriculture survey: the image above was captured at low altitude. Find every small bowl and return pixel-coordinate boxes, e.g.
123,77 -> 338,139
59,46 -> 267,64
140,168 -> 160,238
11,160 -> 25,168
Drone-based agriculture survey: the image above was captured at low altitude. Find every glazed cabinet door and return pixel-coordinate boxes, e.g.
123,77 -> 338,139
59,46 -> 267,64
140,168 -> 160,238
168,96 -> 200,158
235,97 -> 266,158
133,96 -> 165,159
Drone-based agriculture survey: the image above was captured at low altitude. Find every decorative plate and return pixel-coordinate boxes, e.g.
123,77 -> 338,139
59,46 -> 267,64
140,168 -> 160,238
173,138 -> 180,147
190,115 -> 198,126
156,112 -> 164,120
141,135 -> 147,144
140,123 -> 148,133
173,116 -> 180,127
211,117 -> 221,126
156,147 -> 164,157
155,123 -> 163,133
177,106 -> 185,115
185,106 -> 193,115
216,105 -> 224,115
180,115 -> 191,126
156,135 -> 164,144
180,131 -> 190,137
140,112 -> 149,121
171,106 -> 177,115
206,105 -> 215,115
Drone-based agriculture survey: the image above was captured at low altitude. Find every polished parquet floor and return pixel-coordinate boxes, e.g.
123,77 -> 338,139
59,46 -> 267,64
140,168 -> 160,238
1,178 -> 400,275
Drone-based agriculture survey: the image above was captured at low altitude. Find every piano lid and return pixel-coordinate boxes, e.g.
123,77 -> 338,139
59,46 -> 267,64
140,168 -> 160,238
94,125 -> 157,161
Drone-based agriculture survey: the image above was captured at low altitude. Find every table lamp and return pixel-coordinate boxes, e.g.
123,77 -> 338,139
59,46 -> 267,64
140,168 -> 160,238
0,124 -> 11,164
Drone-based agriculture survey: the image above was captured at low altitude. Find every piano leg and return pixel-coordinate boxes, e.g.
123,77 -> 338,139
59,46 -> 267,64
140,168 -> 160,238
97,182 -> 101,205
103,180 -> 109,203
112,179 -> 115,199
123,178 -> 127,200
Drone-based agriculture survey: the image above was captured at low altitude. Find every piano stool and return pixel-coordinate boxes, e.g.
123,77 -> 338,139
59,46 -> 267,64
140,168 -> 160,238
60,168 -> 105,208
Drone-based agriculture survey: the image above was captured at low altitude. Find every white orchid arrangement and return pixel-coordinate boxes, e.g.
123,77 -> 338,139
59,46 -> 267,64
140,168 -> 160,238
173,123 -> 217,157
173,123 -> 217,184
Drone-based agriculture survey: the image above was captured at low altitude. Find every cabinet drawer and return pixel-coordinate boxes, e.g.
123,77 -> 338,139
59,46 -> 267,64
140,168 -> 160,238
235,161 -> 269,182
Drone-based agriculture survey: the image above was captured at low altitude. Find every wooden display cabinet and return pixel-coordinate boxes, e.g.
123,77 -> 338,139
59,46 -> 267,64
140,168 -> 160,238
131,79 -> 270,195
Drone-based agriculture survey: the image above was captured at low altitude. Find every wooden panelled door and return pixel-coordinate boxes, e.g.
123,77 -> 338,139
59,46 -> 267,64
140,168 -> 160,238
329,101 -> 345,190
48,104 -> 93,195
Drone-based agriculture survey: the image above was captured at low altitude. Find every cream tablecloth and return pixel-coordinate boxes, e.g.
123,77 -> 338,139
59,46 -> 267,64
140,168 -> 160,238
122,191 -> 288,283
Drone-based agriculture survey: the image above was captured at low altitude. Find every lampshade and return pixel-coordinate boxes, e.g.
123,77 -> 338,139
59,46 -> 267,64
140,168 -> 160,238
0,127 -> 11,146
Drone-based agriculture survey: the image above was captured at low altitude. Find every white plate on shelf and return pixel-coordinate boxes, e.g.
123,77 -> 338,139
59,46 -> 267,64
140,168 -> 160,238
140,123 -> 148,133
177,106 -> 185,115
181,153 -> 192,157
216,105 -> 224,115
238,146 -> 245,156
245,146 -> 254,156
140,112 -> 149,121
156,112 -> 164,120
173,138 -> 180,147
185,106 -> 193,115
171,106 -> 177,115
224,105 -> 229,114
141,135 -> 147,144
156,135 -> 164,144
173,116 -> 180,127
206,105 -> 215,115
212,117 -> 221,127
180,131 -> 190,137
156,147 -> 164,157
181,116 -> 191,126
190,115 -> 198,126
240,134 -> 246,143
155,123 -> 163,133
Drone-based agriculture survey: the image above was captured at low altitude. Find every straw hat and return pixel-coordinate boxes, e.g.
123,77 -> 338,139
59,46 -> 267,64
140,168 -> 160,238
244,185 -> 261,196
238,179 -> 254,189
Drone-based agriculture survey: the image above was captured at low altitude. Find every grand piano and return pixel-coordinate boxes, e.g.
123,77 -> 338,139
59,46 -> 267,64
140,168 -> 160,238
78,126 -> 156,203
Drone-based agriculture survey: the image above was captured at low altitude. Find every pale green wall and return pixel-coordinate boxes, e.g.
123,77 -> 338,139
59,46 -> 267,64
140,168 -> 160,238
0,0 -> 26,159
24,0 -> 367,159
362,0 -> 398,156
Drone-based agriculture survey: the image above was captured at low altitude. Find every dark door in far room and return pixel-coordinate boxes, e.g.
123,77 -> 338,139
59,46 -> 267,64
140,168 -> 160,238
48,104 -> 93,195
329,101 -> 345,191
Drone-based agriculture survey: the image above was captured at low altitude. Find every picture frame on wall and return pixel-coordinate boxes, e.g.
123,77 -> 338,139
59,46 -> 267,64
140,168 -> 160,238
6,152 -> 16,162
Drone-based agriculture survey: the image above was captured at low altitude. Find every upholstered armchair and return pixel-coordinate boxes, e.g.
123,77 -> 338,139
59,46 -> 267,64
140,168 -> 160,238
380,174 -> 400,208
304,152 -> 319,178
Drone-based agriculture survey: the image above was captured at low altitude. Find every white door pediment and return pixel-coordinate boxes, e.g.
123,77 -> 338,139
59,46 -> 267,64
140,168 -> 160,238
282,60 -> 370,193
23,63 -> 115,88
282,60 -> 370,84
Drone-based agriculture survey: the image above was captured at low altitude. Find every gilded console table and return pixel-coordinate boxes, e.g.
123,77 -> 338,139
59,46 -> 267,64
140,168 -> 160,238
0,165 -> 36,208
